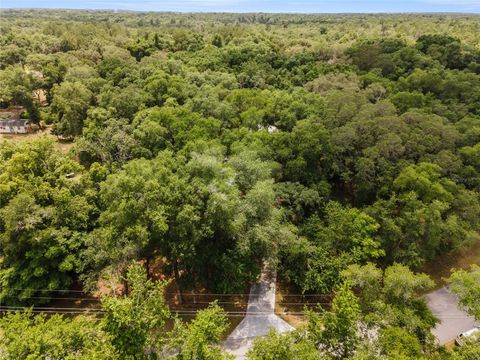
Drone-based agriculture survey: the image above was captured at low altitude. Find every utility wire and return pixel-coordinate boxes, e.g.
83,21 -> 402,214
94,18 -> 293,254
0,305 -> 311,316
0,294 -> 331,306
3,288 -> 333,297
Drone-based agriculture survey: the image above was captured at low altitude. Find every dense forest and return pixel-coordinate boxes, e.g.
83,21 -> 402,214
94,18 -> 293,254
0,9 -> 479,359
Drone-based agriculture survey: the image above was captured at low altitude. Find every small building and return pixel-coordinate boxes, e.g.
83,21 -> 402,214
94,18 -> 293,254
257,124 -> 279,133
0,119 -> 29,134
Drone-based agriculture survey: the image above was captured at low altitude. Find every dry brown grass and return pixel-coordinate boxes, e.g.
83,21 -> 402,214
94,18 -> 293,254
0,127 -> 75,153
274,280 -> 330,327
420,235 -> 480,288
444,339 -> 457,350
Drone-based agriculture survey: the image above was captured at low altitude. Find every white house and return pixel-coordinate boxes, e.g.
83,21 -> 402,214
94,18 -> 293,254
0,119 -> 29,134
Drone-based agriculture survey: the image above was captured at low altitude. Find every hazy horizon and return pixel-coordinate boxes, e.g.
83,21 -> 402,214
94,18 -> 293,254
2,1 -> 480,14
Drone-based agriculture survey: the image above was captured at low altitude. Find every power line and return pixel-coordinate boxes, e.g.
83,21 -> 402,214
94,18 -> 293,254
0,306 -> 312,317
0,308 -> 307,318
0,305 -> 288,314
4,288 -> 88,293
3,288 -> 333,297
0,295 -> 330,306
0,306 -> 472,320
167,293 -> 332,297
0,306 -> 103,312
1,295 -> 99,301
0,305 -> 325,314
4,303 -> 471,319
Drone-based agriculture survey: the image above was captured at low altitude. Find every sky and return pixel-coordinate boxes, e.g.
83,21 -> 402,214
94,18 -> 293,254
1,0 -> 480,13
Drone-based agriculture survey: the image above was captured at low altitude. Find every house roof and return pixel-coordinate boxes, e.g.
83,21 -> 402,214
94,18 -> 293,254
0,119 -> 29,127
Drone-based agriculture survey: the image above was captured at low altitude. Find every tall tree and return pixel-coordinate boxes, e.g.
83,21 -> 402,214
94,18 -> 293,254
0,311 -> 117,360
448,265 -> 480,321
101,264 -> 170,359
308,282 -> 361,359
168,302 -> 233,360
51,81 -> 92,137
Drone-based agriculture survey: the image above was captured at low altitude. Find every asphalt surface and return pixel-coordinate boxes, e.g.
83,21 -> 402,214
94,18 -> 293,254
223,279 -> 475,357
223,267 -> 294,359
426,287 -> 477,344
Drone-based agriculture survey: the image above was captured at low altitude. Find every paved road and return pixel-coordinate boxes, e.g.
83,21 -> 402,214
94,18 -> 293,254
223,267 -> 294,359
223,277 -> 474,356
426,287 -> 477,344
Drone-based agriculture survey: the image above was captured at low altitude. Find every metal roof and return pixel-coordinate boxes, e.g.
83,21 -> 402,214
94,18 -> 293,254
0,119 -> 29,127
